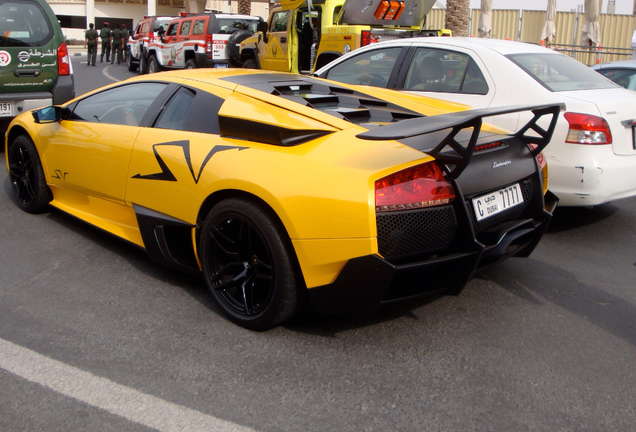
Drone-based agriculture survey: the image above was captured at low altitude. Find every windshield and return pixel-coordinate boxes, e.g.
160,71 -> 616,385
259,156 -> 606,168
154,18 -> 173,32
0,0 -> 53,47
217,18 -> 261,34
507,53 -> 616,92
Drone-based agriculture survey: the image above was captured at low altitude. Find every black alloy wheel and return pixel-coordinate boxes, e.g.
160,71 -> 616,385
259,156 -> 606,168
8,135 -> 52,213
200,199 -> 298,329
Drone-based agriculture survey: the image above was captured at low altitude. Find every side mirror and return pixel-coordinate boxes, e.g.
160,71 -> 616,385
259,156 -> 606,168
156,27 -> 165,36
32,106 -> 69,123
257,21 -> 268,43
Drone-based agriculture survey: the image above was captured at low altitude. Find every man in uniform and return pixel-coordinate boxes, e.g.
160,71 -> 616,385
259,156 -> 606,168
111,24 -> 125,64
100,22 -> 112,63
84,23 -> 98,66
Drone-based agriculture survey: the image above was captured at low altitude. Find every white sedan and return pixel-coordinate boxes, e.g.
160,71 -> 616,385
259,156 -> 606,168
315,37 -> 636,207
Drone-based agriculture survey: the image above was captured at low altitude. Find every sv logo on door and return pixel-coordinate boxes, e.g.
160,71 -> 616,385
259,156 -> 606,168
52,170 -> 68,180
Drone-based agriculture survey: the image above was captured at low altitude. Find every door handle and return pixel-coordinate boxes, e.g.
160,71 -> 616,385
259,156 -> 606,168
280,37 -> 287,43
14,69 -> 41,77
184,37 -> 189,40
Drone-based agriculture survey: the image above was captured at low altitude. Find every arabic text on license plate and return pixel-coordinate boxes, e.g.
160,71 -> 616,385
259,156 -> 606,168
472,183 -> 524,222
0,101 -> 13,117
214,64 -> 229,68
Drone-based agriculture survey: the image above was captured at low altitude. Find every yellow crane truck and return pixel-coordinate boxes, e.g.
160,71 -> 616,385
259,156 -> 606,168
238,0 -> 443,74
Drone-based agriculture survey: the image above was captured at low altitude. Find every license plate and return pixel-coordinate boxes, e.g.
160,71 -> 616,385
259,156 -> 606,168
0,101 -> 13,117
214,64 -> 229,68
472,183 -> 524,222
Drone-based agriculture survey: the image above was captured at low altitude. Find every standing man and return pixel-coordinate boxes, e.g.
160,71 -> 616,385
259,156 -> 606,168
121,24 -> 128,63
111,24 -> 125,64
84,23 -> 98,66
100,22 -> 112,63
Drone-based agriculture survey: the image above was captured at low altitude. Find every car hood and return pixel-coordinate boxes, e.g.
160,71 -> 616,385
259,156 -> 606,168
559,87 -> 636,156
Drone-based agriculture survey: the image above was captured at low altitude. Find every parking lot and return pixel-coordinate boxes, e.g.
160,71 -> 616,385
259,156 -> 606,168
1,51 -> 635,431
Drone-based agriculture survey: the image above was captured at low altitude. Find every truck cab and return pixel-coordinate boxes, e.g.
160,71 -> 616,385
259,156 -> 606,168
239,0 -> 436,74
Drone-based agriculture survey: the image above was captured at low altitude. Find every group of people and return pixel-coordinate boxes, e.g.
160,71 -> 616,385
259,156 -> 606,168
84,22 -> 128,66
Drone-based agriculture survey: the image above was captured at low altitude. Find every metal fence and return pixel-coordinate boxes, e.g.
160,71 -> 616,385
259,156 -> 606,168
424,8 -> 636,64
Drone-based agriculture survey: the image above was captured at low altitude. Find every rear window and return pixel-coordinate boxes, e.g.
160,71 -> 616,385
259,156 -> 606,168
507,52 -> 616,92
0,0 -> 54,47
216,18 -> 260,34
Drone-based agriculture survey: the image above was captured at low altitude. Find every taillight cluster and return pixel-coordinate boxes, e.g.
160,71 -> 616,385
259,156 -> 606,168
206,34 -> 212,55
375,162 -> 455,212
57,42 -> 70,76
564,112 -> 612,144
361,30 -> 370,46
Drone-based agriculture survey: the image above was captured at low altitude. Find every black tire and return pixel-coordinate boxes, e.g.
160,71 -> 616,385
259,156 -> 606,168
199,198 -> 298,330
185,59 -> 197,69
139,51 -> 149,74
7,135 -> 52,214
126,49 -> 138,72
147,54 -> 160,74
225,30 -> 252,67
242,58 -> 258,69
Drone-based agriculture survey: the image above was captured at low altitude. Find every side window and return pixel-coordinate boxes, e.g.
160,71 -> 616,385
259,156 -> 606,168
71,83 -> 167,126
179,20 -> 192,36
324,47 -> 401,88
192,19 -> 206,35
462,60 -> 489,95
404,48 -> 488,95
598,68 -> 636,90
270,11 -> 289,32
154,87 -> 196,131
141,22 -> 149,35
166,23 -> 178,36
153,86 -> 224,134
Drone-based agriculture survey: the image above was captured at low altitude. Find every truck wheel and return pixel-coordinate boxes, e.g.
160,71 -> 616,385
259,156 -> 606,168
226,30 -> 252,67
126,49 -> 137,72
140,52 -> 149,74
148,55 -> 160,74
185,59 -> 197,69
242,58 -> 258,69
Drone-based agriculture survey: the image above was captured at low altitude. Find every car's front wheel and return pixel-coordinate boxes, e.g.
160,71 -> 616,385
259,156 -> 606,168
242,58 -> 258,69
199,198 -> 298,330
7,135 -> 52,213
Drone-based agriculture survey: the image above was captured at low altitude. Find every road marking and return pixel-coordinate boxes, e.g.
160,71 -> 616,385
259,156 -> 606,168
0,338 -> 256,432
103,64 -> 119,82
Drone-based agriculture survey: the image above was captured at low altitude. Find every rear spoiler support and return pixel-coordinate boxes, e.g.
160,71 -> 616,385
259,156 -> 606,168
356,103 -> 564,179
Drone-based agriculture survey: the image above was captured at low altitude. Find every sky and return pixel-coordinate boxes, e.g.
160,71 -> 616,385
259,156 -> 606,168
439,1 -> 635,15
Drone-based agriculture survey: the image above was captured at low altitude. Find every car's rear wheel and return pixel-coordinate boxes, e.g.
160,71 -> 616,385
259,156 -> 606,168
242,58 -> 258,69
7,135 -> 52,214
147,55 -> 160,74
199,198 -> 298,330
185,59 -> 197,69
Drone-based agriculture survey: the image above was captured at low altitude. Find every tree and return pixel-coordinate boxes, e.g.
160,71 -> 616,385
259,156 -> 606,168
238,0 -> 251,15
445,0 -> 470,37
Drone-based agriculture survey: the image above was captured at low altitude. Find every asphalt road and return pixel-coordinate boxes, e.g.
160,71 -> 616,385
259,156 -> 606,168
1,52 -> 635,431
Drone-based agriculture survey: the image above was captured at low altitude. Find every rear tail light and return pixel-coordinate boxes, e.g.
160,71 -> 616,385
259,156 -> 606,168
375,161 -> 455,212
57,42 -> 70,76
474,141 -> 503,152
206,34 -> 212,54
361,30 -> 370,47
528,144 -> 547,170
564,112 -> 612,144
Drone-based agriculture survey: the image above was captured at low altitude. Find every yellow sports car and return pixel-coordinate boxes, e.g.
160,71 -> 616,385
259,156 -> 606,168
4,69 -> 560,329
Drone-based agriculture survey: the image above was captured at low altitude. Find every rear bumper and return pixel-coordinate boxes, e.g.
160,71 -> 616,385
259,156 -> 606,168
548,146 -> 636,206
308,189 -> 557,315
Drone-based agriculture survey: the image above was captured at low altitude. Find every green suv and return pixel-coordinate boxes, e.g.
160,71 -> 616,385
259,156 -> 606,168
0,0 -> 74,133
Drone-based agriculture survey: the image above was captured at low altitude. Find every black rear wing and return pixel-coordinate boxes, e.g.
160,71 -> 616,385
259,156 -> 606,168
356,103 -> 564,179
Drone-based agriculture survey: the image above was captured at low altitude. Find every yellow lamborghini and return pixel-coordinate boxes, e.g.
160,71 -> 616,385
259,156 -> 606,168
4,69 -> 561,329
